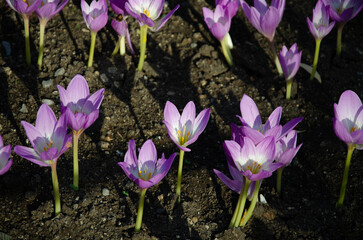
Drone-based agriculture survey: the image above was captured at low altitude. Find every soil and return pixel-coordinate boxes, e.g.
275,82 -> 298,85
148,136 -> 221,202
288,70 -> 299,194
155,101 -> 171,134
1,0 -> 363,239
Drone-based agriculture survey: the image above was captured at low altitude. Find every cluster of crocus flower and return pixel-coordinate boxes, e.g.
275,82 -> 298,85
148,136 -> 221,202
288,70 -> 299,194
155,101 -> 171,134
0,135 -> 12,175
214,94 -> 302,227
163,101 -> 210,203
203,0 -> 239,66
322,0 -> 363,57
118,139 -> 176,231
278,43 -> 302,99
307,0 -> 335,81
57,74 -> 105,190
5,0 -> 43,65
11,74 -> 104,215
333,90 -> 363,208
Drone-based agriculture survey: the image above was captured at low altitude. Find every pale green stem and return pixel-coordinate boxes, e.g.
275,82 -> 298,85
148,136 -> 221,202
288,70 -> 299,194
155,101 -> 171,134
112,37 -> 120,57
234,179 -> 251,228
336,144 -> 355,208
336,23 -> 345,57
240,180 -> 261,227
51,162 -> 61,216
228,188 -> 243,229
120,36 -> 126,56
276,167 -> 284,196
221,35 -> 233,66
135,188 -> 147,232
71,131 -> 80,190
137,25 -> 148,71
88,31 -> 97,67
286,79 -> 292,100
310,39 -> 321,80
38,20 -> 47,67
23,16 -> 31,65
269,40 -> 283,76
176,150 -> 185,203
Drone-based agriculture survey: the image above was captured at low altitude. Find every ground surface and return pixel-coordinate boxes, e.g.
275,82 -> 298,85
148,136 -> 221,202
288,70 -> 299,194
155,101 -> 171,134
1,0 -> 363,239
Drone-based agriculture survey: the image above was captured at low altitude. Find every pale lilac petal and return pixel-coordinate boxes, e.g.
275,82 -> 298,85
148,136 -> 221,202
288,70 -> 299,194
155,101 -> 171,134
333,118 -> 353,144
192,108 -> 210,137
150,152 -> 176,186
21,121 -> 44,150
35,104 -> 57,138
163,120 -> 181,148
164,101 -> 181,128
239,95 -> 262,129
125,139 -> 138,166
66,75 -> 90,103
278,143 -> 302,166
224,140 -> 242,170
260,7 -> 280,41
280,117 -> 303,139
152,4 -> 180,31
264,125 -> 282,140
0,158 -> 12,175
40,147 -> 58,162
14,145 -> 48,167
241,126 -> 264,144
214,169 -> 243,194
180,101 -> 196,125
351,130 -> 363,145
138,139 -> 157,166
264,106 -> 282,131
256,136 -> 275,162
335,90 -> 362,122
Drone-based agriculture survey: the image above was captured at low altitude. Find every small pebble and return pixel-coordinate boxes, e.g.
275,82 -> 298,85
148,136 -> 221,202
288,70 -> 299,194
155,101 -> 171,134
107,67 -> 117,74
42,79 -> 53,88
100,73 -> 109,83
54,68 -> 65,77
167,91 -> 175,96
20,104 -> 28,113
190,43 -> 197,48
259,194 -> 267,204
42,99 -> 54,106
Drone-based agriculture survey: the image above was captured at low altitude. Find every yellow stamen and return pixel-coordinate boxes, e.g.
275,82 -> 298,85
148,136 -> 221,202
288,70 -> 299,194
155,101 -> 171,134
143,9 -> 151,17
74,110 -> 78,114
116,14 -> 123,21
43,140 -> 53,152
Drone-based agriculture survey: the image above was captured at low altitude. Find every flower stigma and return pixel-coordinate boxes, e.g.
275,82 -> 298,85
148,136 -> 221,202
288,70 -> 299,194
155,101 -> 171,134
246,161 -> 262,174
138,169 -> 152,181
43,139 -> 53,152
178,125 -> 190,145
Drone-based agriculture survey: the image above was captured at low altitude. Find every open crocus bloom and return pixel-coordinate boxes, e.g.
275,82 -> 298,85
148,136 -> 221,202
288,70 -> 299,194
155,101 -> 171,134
118,139 -> 176,189
0,135 -> 12,175
14,104 -> 72,167
240,0 -> 285,42
163,101 -> 210,152
5,0 -> 43,17
279,43 -> 302,81
215,0 -> 239,17
238,94 -> 303,144
57,74 -> 104,135
35,0 -> 69,24
333,90 -> 363,149
307,0 -> 335,40
274,130 -> 302,166
322,0 -> 363,23
125,0 -> 180,31
224,136 -> 282,181
81,0 -> 108,33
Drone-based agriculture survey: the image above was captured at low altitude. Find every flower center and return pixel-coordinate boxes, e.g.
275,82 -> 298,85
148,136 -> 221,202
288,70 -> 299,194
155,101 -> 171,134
178,125 -> 191,145
246,161 -> 262,174
116,14 -> 123,21
143,9 -> 151,17
138,170 -> 152,181
43,139 -> 53,152
350,127 -> 360,133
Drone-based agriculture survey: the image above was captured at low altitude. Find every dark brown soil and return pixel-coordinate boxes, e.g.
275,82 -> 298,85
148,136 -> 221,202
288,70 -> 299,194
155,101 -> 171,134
1,0 -> 363,239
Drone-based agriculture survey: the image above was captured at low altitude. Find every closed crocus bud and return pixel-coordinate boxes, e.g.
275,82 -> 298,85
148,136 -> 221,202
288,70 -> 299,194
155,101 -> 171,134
307,0 -> 335,40
279,43 -> 302,81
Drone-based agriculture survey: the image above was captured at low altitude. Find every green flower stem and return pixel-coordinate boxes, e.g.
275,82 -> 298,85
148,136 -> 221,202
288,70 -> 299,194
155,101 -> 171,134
228,188 -> 244,229
71,131 -> 80,190
269,40 -> 283,76
135,188 -> 147,232
233,179 -> 251,228
310,39 -> 321,80
23,16 -> 31,65
240,180 -> 261,227
38,20 -> 47,67
276,167 -> 284,196
336,144 -> 355,208
137,25 -> 148,71
111,37 -> 120,57
88,31 -> 97,67
176,150 -> 185,203
51,162 -> 61,216
120,36 -> 126,56
286,79 -> 292,100
336,23 -> 345,57
220,35 -> 233,66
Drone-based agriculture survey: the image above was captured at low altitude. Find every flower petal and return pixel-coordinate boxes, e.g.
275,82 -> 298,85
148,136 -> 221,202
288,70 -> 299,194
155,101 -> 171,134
239,94 -> 262,129
14,145 -> 48,167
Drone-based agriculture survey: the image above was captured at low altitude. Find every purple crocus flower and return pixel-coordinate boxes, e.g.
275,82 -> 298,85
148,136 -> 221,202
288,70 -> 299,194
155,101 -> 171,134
5,0 -> 42,17
0,135 -> 12,175
14,104 -> 71,167
307,0 -> 335,40
36,0 -> 69,24
81,0 -> 108,33
203,5 -> 232,42
125,0 -> 180,31
333,90 -> 363,148
279,43 -> 302,81
322,0 -> 363,23
57,74 -> 105,136
215,0 -> 239,17
238,94 -> 303,144
274,130 -> 302,166
224,136 -> 282,181
240,0 -> 285,42
163,101 -> 210,152
118,139 -> 176,189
